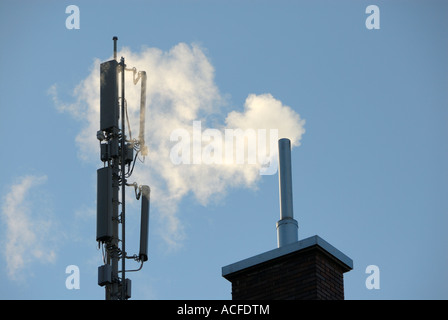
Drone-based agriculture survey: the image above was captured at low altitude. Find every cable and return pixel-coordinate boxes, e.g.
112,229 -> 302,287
124,67 -> 142,85
125,149 -> 140,178
119,260 -> 144,273
102,243 -> 107,264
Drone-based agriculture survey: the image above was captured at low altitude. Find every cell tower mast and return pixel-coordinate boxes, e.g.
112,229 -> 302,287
96,37 -> 150,300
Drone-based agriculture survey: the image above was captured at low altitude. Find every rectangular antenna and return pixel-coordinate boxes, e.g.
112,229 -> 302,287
138,71 -> 148,156
97,167 -> 113,242
139,186 -> 150,262
100,60 -> 119,132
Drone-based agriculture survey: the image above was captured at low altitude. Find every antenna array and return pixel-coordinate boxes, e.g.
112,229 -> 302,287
96,37 -> 150,300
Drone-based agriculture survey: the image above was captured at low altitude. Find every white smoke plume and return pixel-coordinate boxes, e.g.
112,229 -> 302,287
50,42 -> 305,248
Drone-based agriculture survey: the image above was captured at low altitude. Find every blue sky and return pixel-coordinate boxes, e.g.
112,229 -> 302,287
1,0 -> 447,300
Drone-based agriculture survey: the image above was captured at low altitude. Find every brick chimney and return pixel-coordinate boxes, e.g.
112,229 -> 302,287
222,235 -> 353,300
221,139 -> 353,300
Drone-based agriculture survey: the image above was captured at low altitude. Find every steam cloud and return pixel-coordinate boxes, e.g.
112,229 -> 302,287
50,42 -> 305,248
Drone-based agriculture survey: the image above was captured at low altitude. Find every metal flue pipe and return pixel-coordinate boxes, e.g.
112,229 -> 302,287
276,138 -> 298,247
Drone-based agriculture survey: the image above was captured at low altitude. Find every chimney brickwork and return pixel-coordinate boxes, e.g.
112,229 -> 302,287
222,236 -> 353,300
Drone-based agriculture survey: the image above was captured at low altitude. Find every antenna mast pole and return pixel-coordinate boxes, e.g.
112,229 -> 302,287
110,36 -> 121,300
119,54 -> 127,301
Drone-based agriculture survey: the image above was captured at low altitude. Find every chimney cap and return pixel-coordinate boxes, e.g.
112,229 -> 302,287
222,235 -> 353,278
